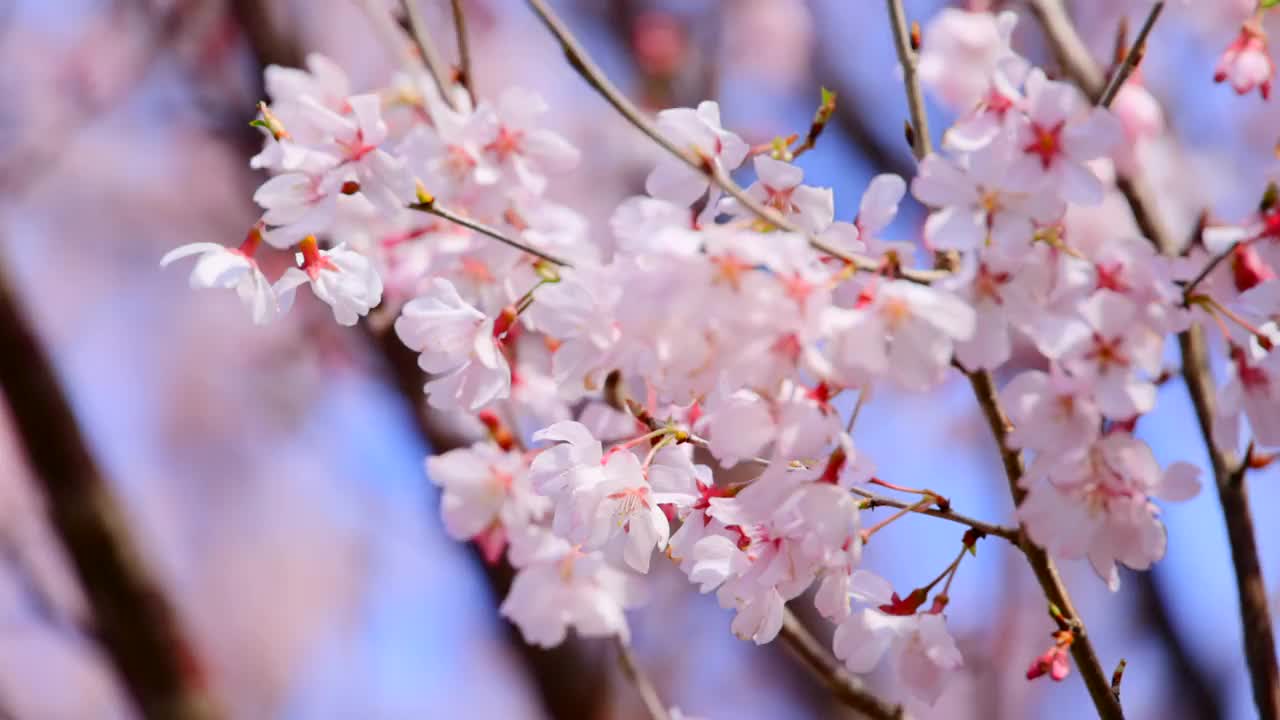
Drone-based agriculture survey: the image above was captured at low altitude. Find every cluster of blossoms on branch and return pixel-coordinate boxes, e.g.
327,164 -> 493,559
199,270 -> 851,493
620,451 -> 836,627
159,1 -> 1280,711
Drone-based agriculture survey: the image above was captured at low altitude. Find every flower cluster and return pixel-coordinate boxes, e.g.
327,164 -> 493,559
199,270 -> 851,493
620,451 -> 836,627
157,1 -> 1280,709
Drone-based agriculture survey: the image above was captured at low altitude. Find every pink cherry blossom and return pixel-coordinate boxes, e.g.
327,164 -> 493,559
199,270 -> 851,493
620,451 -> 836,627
275,239 -> 383,326
1007,70 -> 1123,204
646,101 -> 748,206
160,229 -> 276,325
832,571 -> 963,706
1215,22 -> 1275,100
1019,432 -> 1200,590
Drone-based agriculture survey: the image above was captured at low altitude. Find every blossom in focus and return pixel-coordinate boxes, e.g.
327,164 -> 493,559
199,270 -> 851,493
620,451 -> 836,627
160,227 -> 276,325
646,101 -> 748,206
427,442 -> 550,563
832,571 -> 963,705
499,530 -> 638,647
394,277 -> 510,411
275,238 -> 383,326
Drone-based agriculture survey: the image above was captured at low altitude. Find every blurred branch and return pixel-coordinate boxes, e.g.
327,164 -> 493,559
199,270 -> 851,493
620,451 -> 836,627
778,611 -> 904,720
229,0 -> 303,74
401,0 -> 459,110
1136,569 -> 1224,719
1027,4 -> 1280,718
0,258 -> 217,720
448,0 -> 474,103
366,323 -> 613,720
613,637 -> 670,720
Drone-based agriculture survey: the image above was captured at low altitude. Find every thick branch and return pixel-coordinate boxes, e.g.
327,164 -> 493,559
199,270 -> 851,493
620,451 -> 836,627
876,3 -> 1120,714
367,324 -> 613,720
0,261 -> 216,720
1027,4 -> 1280,716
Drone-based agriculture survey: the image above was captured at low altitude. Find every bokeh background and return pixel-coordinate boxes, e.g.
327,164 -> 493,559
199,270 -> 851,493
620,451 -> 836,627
1,0 -> 1278,718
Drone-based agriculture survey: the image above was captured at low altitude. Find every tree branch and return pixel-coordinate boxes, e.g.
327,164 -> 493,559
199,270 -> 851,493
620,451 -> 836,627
448,0 -> 474,104
964,369 -> 1124,720
885,0 -> 931,159
613,638 -> 671,720
778,610 -> 905,720
1026,4 -> 1280,717
401,0 -> 461,111
1097,2 -> 1164,108
0,259 -> 217,720
408,198 -> 573,267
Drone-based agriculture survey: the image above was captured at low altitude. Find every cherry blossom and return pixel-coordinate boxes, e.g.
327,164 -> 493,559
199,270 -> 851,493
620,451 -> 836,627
275,238 -> 383,326
426,442 -> 550,563
394,277 -> 510,410
646,101 -> 748,205
1006,70 -> 1122,204
833,570 -> 963,705
160,227 -> 276,325
500,530 -> 639,647
1019,432 -> 1200,590
1215,22 -> 1275,99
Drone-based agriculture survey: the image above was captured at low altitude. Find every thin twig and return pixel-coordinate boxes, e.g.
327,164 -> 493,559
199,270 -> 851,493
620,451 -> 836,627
1028,4 -> 1280,717
521,0 -> 947,285
409,200 -> 573,267
449,0 -> 474,105
613,638 -> 671,720
401,0 -> 459,110
850,488 -> 1023,544
1183,241 -> 1239,301
358,0 -> 419,71
778,611 -> 905,720
1097,2 -> 1164,108
603,377 -> 1018,549
0,258 -> 217,720
885,0 -> 931,159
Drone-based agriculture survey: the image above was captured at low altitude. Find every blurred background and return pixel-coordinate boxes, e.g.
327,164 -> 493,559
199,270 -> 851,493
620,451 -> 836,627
0,0 -> 1278,718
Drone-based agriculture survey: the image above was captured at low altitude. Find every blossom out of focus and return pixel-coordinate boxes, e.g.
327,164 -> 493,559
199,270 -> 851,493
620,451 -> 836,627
3,1 -> 1280,719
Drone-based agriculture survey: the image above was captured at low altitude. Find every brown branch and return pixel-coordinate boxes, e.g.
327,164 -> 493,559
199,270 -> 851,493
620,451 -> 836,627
885,0 -> 931,159
964,370 -> 1124,720
778,610 -> 905,720
1027,4 -> 1280,717
448,0 -> 474,104
0,260 -> 217,720
1097,2 -> 1164,108
877,1 -> 1122,712
850,487 -> 1022,544
1179,327 -> 1280,720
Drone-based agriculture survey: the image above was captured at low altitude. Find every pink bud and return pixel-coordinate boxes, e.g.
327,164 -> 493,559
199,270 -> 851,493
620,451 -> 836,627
1215,24 -> 1275,100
